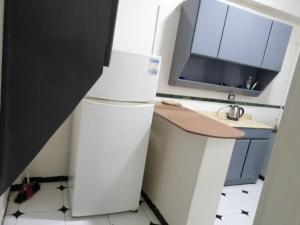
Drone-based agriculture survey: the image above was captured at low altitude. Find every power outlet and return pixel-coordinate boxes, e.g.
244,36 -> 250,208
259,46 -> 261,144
228,94 -> 236,101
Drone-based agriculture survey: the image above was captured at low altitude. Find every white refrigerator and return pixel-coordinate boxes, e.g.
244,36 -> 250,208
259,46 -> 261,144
68,51 -> 161,217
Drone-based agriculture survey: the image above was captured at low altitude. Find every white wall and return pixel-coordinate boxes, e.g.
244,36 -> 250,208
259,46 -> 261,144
25,117 -> 72,177
229,0 -> 300,23
112,0 -> 159,55
24,0 -> 300,177
253,43 -> 300,225
0,194 -> 7,224
112,0 -> 183,55
253,0 -> 300,16
0,191 -> 8,224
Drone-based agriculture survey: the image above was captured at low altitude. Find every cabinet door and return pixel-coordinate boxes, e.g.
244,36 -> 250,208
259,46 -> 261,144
241,140 -> 269,180
218,6 -> 272,67
262,21 -> 292,71
225,140 -> 250,183
191,0 -> 228,58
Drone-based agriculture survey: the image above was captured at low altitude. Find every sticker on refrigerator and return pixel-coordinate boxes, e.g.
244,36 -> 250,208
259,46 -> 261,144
148,58 -> 160,75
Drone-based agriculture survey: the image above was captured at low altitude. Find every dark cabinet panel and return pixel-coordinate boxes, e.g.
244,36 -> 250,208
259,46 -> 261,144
225,140 -> 250,185
0,0 -> 119,195
191,0 -> 228,58
262,21 -> 293,71
241,140 -> 270,180
218,6 -> 272,67
225,128 -> 273,186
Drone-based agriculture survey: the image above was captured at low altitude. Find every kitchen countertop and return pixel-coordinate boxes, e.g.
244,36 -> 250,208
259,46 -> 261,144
197,111 -> 273,129
154,103 -> 244,139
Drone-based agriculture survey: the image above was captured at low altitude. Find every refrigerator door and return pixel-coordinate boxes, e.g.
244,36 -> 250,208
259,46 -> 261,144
0,0 -> 118,194
69,98 -> 154,216
87,51 -> 161,102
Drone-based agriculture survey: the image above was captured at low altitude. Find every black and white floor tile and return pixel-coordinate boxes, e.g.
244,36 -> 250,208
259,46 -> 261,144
215,180 -> 264,225
3,182 -> 161,225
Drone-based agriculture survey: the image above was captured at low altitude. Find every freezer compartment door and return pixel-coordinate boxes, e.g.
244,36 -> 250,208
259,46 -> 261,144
87,51 -> 161,102
69,99 -> 154,216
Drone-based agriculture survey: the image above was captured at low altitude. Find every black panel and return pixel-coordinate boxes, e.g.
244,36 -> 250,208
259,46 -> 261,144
104,0 -> 119,67
0,0 -> 118,194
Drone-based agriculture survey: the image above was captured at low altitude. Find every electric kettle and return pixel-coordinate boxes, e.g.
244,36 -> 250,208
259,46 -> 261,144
227,105 -> 245,121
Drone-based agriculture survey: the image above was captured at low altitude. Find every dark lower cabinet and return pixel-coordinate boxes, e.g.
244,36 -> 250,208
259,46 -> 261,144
241,140 -> 269,182
225,128 -> 272,186
225,140 -> 250,183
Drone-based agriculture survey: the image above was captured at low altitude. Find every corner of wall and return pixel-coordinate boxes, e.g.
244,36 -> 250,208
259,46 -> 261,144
0,190 -> 9,224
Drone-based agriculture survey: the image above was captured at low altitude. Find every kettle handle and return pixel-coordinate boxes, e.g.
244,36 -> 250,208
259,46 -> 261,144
239,107 -> 245,118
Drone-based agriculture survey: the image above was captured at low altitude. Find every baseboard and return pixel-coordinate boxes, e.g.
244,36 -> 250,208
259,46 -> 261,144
10,176 -> 68,191
141,191 -> 169,225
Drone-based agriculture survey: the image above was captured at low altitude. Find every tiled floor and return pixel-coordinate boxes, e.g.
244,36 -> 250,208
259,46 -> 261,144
3,180 -> 264,225
215,180 -> 264,225
3,182 -> 161,225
